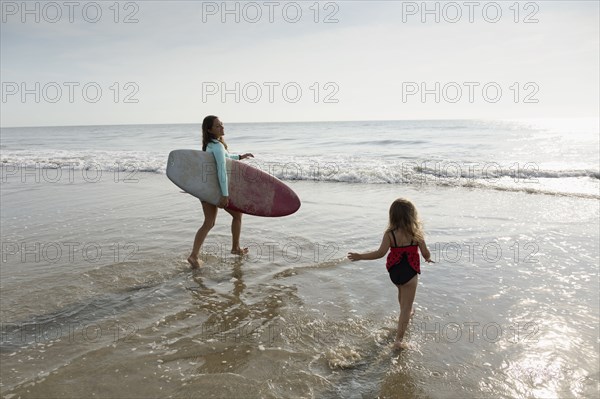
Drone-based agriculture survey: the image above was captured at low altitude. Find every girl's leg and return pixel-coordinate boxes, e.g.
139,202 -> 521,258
224,209 -> 248,255
188,201 -> 218,268
397,288 -> 416,317
394,275 -> 418,349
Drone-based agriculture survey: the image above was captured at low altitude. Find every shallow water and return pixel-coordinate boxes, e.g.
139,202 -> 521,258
1,169 -> 598,398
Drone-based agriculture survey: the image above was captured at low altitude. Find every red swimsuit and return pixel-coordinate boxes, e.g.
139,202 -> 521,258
386,245 -> 420,273
386,231 -> 420,285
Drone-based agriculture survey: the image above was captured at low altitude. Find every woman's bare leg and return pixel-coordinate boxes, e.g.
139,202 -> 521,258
225,208 -> 248,255
188,201 -> 218,268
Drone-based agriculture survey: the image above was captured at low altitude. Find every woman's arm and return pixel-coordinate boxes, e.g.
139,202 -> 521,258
227,153 -> 254,160
210,143 -> 229,197
348,233 -> 391,261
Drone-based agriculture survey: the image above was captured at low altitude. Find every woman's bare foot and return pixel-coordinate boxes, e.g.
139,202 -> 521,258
231,247 -> 249,255
392,341 -> 410,351
187,256 -> 202,269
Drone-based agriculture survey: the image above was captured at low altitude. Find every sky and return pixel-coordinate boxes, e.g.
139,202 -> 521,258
1,0 -> 599,127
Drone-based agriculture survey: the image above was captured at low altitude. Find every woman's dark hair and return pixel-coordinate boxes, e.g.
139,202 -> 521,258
202,115 -> 228,151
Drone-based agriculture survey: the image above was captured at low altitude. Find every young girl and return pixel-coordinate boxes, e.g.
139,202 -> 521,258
347,198 -> 433,350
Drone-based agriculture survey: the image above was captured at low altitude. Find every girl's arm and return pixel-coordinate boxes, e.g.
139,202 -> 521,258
418,240 -> 434,263
348,233 -> 391,261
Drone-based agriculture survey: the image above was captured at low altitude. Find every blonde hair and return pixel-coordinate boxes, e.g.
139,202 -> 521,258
387,198 -> 424,242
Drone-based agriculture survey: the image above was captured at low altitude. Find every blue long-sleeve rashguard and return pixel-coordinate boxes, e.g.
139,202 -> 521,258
206,140 -> 239,197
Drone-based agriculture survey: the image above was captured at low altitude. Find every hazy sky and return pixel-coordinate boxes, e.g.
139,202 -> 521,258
1,0 -> 599,126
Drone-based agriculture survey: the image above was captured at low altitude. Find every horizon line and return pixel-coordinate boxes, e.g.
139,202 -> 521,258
2,116 -> 599,129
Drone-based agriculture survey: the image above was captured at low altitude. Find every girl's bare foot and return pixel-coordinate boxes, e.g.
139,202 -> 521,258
231,247 -> 249,255
392,341 -> 410,351
187,256 -> 202,269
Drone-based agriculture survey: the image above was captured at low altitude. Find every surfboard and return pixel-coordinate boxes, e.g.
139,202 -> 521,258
166,149 -> 301,217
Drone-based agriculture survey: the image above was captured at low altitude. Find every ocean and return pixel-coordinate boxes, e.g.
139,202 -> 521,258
1,119 -> 599,398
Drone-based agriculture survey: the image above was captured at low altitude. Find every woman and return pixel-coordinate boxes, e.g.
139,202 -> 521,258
188,115 -> 254,268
